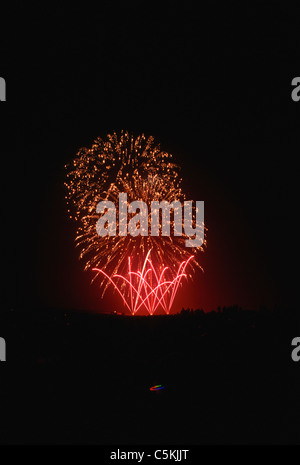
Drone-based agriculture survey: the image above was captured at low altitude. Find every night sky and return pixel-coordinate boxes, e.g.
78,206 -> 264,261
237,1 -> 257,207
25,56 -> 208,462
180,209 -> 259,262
0,4 -> 298,314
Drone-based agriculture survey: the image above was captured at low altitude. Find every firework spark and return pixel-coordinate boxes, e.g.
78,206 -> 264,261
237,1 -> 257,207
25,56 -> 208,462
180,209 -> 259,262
65,131 -> 206,303
93,251 -> 194,315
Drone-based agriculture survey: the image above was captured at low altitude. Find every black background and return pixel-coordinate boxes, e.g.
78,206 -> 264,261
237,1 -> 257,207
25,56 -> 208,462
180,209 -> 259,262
0,2 -> 299,448
1,3 -> 299,313
0,3 -> 298,313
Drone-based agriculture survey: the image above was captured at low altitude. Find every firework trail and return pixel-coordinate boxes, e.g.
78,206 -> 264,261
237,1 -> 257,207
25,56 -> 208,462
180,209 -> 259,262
93,252 -> 194,315
65,131 -> 206,310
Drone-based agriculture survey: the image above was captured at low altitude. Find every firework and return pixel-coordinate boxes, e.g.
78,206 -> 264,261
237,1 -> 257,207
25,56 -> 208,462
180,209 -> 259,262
93,251 -> 194,315
65,130 -> 205,300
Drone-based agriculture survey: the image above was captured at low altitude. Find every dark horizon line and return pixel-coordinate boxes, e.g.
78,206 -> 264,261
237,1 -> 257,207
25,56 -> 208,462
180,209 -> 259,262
0,303 -> 297,317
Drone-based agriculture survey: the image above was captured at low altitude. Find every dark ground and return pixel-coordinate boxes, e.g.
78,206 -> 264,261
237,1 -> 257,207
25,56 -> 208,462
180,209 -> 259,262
0,306 -> 299,445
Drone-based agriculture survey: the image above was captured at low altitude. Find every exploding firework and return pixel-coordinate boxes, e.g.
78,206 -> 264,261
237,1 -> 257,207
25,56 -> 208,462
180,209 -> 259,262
65,130 -> 206,311
92,251 -> 194,315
